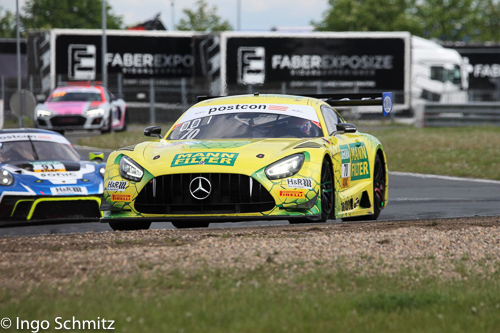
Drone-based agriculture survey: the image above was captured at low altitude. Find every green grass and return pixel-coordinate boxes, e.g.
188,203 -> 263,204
1,266 -> 499,332
77,129 -> 157,150
372,126 -> 500,180
79,124 -> 500,180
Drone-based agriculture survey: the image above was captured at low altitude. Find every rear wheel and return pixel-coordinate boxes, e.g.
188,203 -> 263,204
108,221 -> 151,231
342,153 -> 386,222
369,154 -> 385,220
289,158 -> 333,224
171,221 -> 210,228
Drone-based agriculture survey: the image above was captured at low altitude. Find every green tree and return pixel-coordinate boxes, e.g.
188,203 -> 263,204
460,0 -> 499,42
176,0 -> 232,32
0,6 -> 16,38
313,0 -> 423,34
21,0 -> 123,31
414,0 -> 481,41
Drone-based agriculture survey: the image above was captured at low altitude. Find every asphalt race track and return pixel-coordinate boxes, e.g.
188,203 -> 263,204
1,170 -> 499,237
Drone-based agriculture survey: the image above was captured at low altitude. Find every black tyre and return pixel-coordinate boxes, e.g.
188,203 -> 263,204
108,221 -> 151,231
368,153 -> 386,220
289,158 -> 334,224
171,221 -> 210,228
341,153 -> 386,222
101,115 -> 112,134
319,158 -> 334,222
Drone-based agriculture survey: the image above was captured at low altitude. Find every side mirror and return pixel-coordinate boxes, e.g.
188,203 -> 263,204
89,152 -> 105,163
336,123 -> 357,134
144,126 -> 162,138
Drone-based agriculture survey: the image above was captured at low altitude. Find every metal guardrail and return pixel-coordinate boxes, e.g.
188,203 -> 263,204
415,102 -> 500,127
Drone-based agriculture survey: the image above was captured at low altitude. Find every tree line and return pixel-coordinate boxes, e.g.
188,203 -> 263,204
1,0 -> 498,42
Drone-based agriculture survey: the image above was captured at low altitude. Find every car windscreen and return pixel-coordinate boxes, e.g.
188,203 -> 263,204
0,141 -> 81,163
49,92 -> 102,102
167,113 -> 323,140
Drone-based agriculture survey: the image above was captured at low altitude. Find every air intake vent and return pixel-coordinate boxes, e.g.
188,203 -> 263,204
135,173 -> 276,214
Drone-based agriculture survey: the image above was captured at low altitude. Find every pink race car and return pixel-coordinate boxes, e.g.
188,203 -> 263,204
35,84 -> 127,135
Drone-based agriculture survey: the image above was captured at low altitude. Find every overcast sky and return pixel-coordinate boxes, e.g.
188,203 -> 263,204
4,0 -> 329,31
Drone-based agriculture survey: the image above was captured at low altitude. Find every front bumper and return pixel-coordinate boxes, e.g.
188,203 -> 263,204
36,114 -> 107,131
0,195 -> 102,221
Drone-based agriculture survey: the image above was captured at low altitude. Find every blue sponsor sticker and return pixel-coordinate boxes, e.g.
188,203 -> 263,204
382,92 -> 393,116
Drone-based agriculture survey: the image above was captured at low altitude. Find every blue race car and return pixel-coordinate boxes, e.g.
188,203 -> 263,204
0,129 -> 105,222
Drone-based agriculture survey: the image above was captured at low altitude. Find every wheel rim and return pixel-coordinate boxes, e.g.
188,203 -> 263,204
373,157 -> 385,210
321,160 -> 334,217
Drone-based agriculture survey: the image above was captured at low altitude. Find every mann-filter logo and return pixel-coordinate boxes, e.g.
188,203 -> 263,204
238,47 -> 265,85
340,143 -> 371,182
171,152 -> 239,167
68,44 -> 96,80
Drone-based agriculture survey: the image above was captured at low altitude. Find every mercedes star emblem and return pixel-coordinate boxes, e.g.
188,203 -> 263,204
189,176 -> 212,200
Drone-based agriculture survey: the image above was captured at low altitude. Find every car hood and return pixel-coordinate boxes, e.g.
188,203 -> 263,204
40,101 -> 103,115
137,138 -> 324,175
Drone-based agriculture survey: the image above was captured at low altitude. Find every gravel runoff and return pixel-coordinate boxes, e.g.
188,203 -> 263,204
0,216 -> 499,289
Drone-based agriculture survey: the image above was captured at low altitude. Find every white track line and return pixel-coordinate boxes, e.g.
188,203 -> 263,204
389,171 -> 500,185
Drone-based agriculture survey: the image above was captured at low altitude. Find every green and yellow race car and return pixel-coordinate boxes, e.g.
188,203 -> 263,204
101,93 -> 391,230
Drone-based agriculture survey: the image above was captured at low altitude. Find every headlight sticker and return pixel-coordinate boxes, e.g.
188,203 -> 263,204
106,180 -> 128,192
285,178 -> 313,189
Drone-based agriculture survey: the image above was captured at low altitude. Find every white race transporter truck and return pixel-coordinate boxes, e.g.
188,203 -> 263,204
411,35 -> 469,105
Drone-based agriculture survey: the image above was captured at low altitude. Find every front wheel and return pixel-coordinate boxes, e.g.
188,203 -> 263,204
288,158 -> 333,224
101,115 -> 112,134
108,221 -> 151,231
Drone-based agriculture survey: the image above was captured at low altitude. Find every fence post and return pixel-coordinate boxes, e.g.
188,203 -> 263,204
181,77 -> 187,110
1,76 -> 4,111
316,81 -> 322,94
118,73 -> 123,98
29,75 -> 34,94
149,78 -> 155,124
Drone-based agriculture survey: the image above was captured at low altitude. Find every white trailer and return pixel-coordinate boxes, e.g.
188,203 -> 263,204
411,36 -> 468,105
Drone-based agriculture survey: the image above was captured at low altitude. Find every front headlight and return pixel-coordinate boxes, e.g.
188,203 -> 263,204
86,108 -> 105,117
0,169 -> 14,186
119,156 -> 144,182
36,110 -> 53,117
99,166 -> 105,178
265,154 -> 305,180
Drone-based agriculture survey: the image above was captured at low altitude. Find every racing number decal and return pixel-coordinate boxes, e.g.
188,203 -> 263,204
340,145 -> 351,188
32,161 -> 66,172
339,142 -> 371,189
178,116 -> 212,140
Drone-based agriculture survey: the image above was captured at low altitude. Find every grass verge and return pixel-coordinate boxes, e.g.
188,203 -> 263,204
1,266 -> 499,333
372,126 -> 500,180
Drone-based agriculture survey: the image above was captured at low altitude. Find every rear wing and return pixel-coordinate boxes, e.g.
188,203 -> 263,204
307,92 -> 393,117
197,92 -> 393,116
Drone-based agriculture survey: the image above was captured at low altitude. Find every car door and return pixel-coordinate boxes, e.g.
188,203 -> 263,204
320,105 -> 361,192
